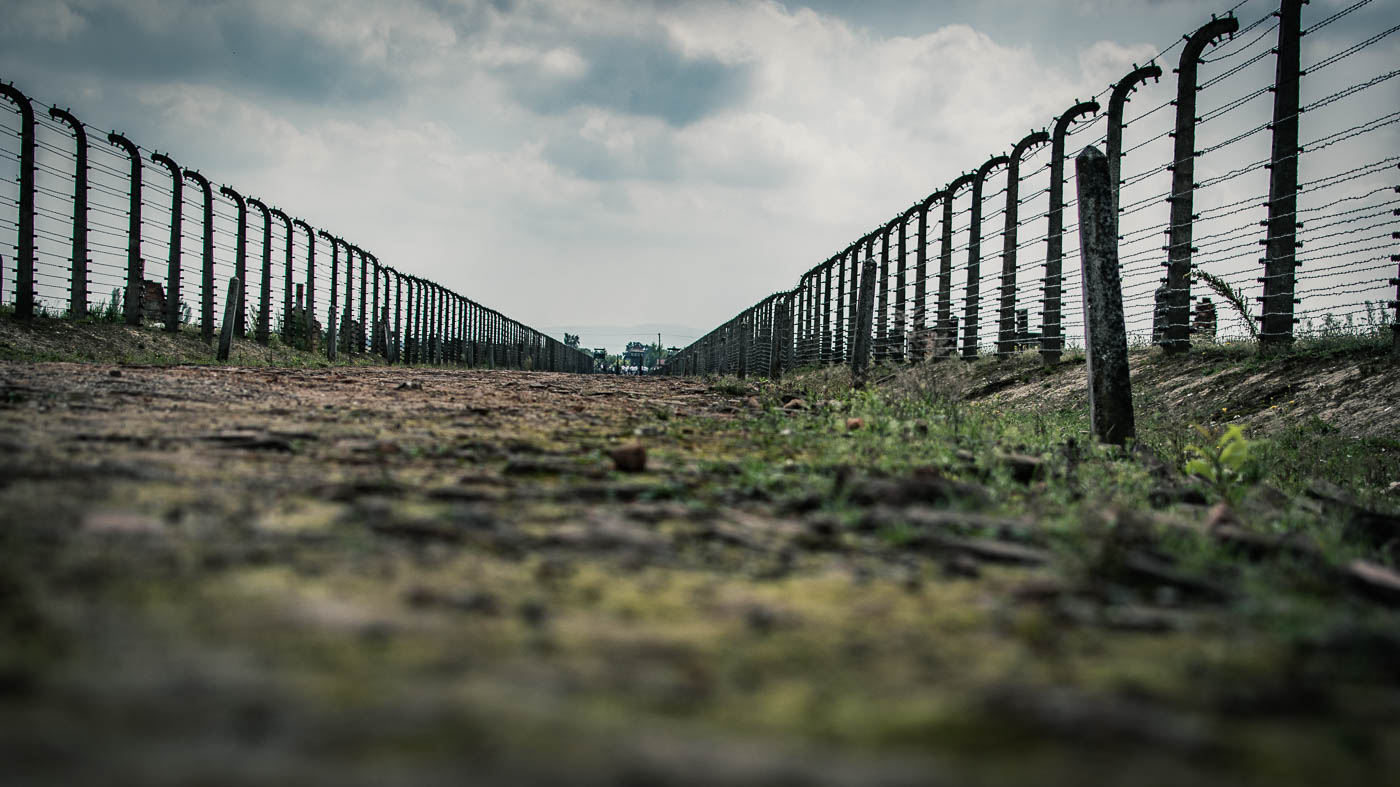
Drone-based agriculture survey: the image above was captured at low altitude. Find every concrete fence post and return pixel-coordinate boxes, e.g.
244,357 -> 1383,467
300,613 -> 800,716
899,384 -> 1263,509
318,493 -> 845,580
965,153 -> 1010,360
186,172 -> 216,342
1,84 -> 36,320
218,277 -> 241,362
852,256 -> 877,387
1042,101 -> 1099,364
1260,0 -> 1305,347
997,131 -> 1049,357
1163,15 -> 1240,354
223,187 -> 250,337
151,153 -> 184,333
108,132 -> 143,326
246,198 -> 273,344
941,177 -> 974,359
1076,146 -> 1135,445
50,107 -> 89,320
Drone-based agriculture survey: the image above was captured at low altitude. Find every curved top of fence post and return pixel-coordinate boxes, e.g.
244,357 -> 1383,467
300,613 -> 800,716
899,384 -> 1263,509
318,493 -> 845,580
48,106 -> 86,141
901,203 -> 921,225
107,131 -> 139,159
246,196 -> 269,214
269,207 -> 290,230
1009,130 -> 1050,165
920,188 -> 950,212
1108,63 -> 1162,116
182,168 -> 211,194
219,184 -> 245,208
315,229 -> 340,248
1179,15 -> 1238,66
0,82 -> 34,122
975,153 -> 1010,183
292,218 -> 313,237
1053,100 -> 1100,144
948,172 -> 978,196
151,151 -> 180,180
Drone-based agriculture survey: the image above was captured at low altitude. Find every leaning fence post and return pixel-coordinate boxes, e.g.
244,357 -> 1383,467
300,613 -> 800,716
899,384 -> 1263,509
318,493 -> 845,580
852,256 -> 877,387
108,132 -> 143,325
217,277 -> 241,362
152,153 -> 183,332
1042,101 -> 1100,365
1259,0 -> 1304,347
912,198 -> 934,362
50,107 -> 88,319
877,222 -> 892,362
1163,15 -> 1240,354
1076,147 -> 1135,445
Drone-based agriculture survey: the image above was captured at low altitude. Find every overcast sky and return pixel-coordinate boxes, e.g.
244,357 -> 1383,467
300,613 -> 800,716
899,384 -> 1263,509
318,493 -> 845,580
0,0 -> 1371,348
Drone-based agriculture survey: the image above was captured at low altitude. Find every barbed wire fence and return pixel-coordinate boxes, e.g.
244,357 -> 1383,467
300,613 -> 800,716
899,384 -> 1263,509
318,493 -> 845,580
0,82 -> 593,373
664,0 -> 1399,379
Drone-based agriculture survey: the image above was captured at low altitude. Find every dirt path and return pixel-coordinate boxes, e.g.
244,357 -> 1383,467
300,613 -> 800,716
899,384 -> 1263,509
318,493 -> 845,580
1,362 -> 1397,786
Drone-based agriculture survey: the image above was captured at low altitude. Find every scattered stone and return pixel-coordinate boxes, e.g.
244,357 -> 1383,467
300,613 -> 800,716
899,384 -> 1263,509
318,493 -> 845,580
395,380 -> 423,391
845,417 -> 865,431
781,398 -> 809,411
1386,481 -> 1400,497
609,443 -> 647,473
519,600 -> 549,627
1346,560 -> 1400,606
1113,551 -> 1233,602
403,586 -> 500,615
1203,502 -> 1239,530
1305,478 -> 1400,549
1011,576 -> 1068,603
941,554 -> 982,579
81,511 -> 164,535
745,396 -> 762,410
998,452 -> 1045,485
850,467 -> 991,509
912,419 -> 929,435
108,369 -> 122,377
199,430 -> 296,452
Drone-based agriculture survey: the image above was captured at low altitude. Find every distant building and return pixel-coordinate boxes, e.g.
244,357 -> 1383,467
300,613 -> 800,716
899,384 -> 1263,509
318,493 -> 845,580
624,341 -> 647,368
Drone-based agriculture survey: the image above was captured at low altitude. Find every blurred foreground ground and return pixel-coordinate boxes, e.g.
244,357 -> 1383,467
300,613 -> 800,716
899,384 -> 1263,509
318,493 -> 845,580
1,332 -> 1399,786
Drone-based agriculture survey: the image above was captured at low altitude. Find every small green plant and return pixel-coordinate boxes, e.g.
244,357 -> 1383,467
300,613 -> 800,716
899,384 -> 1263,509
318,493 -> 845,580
1191,267 -> 1259,341
1184,423 -> 1252,501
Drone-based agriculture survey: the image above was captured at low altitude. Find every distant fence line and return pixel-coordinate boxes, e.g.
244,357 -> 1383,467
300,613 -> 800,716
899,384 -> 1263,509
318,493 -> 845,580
663,0 -> 1400,378
0,82 -> 592,373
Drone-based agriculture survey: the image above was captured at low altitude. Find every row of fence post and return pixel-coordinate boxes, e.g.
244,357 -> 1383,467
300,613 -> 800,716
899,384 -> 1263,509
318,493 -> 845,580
0,83 -> 593,373
665,0 -> 1358,379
